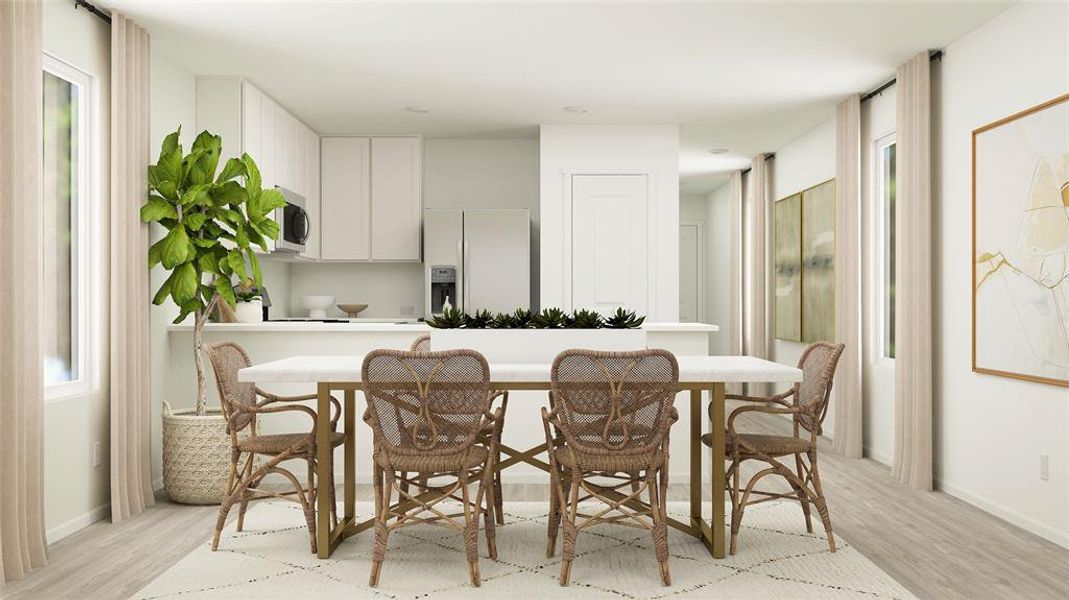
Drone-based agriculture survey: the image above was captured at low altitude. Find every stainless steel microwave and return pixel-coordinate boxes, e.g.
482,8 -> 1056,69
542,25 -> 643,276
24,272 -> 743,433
273,187 -> 308,253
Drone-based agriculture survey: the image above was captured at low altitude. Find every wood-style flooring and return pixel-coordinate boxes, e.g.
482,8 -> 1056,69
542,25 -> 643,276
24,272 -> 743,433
4,412 -> 1067,600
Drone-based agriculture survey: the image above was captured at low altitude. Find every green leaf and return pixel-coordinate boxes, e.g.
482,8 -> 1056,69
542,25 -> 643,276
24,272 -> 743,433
155,142 -> 182,186
227,251 -> 249,284
148,238 -> 166,268
235,224 -> 250,249
160,128 -> 181,158
160,227 -> 191,269
140,197 -> 178,222
211,181 -> 247,206
155,180 -> 178,202
216,157 -> 247,183
259,188 -> 286,214
185,212 -> 208,231
257,219 -> 279,242
191,131 -> 222,183
241,153 -> 262,196
170,262 -> 199,305
179,183 -> 208,206
247,248 -> 263,287
151,278 -> 171,305
214,277 -> 237,308
191,236 -> 218,248
197,251 -> 218,273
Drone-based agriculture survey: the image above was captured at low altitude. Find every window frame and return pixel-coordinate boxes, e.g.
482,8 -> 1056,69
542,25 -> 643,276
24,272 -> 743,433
42,53 -> 93,403
872,132 -> 896,367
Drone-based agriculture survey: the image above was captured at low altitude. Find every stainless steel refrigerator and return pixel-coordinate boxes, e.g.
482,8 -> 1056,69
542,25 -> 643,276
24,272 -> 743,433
424,209 -> 530,317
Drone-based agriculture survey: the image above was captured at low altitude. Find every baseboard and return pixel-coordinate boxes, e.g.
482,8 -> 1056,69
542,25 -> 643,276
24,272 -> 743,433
863,446 -> 893,467
46,502 -> 110,545
936,477 -> 1069,549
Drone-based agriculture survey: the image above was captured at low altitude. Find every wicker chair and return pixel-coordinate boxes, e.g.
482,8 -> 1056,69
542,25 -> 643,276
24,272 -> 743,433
408,334 -> 509,525
204,342 -> 344,554
703,341 -> 845,554
362,349 -> 502,587
542,349 -> 679,586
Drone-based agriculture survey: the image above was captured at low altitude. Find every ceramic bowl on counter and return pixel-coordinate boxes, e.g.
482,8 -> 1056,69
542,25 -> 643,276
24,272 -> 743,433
337,303 -> 369,318
303,295 -> 335,319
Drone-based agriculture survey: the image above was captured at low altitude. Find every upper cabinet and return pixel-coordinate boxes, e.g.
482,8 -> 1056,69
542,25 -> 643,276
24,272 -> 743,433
196,77 -> 318,255
320,136 -> 422,262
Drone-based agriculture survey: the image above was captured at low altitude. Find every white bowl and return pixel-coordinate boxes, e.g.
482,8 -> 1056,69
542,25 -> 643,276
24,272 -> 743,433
303,295 -> 335,319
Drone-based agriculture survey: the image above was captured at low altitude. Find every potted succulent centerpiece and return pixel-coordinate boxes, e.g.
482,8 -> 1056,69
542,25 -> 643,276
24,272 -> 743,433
143,127 -> 286,504
234,289 -> 264,323
428,307 -> 648,362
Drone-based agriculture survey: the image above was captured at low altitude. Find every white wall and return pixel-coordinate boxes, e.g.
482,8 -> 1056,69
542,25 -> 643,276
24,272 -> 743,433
768,116 -> 837,434
934,1 -> 1068,546
705,183 -> 733,355
41,0 -> 112,542
148,49 -> 198,487
281,138 -> 540,317
539,124 -> 680,320
860,86 -> 896,466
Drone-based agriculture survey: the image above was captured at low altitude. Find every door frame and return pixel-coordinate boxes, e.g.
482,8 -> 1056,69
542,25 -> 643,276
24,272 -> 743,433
679,221 -> 705,323
562,171 -> 657,316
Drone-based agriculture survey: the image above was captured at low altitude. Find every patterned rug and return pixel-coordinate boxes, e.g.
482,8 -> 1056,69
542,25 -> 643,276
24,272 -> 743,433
133,501 -> 915,599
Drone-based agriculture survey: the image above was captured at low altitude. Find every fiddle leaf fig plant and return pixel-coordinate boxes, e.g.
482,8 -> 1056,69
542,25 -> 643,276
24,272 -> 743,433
142,127 -> 286,414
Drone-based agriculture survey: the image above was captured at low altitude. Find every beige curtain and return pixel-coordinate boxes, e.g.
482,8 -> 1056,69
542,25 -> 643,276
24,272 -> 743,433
892,52 -> 933,491
729,170 -> 744,357
0,0 -> 48,585
832,95 -> 863,458
745,156 -> 772,395
110,13 -> 155,522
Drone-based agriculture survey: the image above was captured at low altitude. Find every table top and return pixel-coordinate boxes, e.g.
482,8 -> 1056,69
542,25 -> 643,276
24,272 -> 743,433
238,355 -> 802,384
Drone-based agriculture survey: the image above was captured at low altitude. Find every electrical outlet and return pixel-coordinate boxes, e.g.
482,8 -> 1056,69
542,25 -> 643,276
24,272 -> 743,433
399,305 -> 416,317
92,442 -> 102,468
1039,454 -> 1049,481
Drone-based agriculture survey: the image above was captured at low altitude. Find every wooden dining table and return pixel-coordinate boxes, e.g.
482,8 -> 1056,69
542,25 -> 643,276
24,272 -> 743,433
238,355 -> 802,560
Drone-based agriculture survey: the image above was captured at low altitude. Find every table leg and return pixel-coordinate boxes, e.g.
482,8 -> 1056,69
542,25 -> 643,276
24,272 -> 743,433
710,382 -> 726,558
344,389 -> 356,521
689,389 -> 702,532
316,383 -> 333,558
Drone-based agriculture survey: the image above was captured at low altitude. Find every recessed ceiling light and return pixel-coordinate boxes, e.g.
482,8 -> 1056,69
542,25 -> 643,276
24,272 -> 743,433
707,148 -> 730,155
563,106 -> 588,114
404,105 -> 431,114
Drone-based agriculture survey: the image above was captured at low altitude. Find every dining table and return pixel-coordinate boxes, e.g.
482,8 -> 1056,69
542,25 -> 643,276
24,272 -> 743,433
238,354 -> 803,560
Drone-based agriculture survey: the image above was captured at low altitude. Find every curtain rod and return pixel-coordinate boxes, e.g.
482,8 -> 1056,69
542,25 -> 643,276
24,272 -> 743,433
74,0 -> 112,25
740,153 -> 775,175
861,49 -> 943,103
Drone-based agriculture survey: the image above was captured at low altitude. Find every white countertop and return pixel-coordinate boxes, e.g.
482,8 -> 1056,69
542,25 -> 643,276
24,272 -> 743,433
168,321 -> 718,333
239,354 -> 799,384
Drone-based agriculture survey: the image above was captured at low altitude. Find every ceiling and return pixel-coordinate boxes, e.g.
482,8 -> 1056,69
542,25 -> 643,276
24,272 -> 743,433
101,0 -> 1012,194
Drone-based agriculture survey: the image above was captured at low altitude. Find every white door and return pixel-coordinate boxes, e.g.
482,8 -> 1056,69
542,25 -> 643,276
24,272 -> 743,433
320,137 -> 370,260
679,224 -> 701,322
464,210 -> 530,313
370,137 -> 422,261
570,175 -> 648,315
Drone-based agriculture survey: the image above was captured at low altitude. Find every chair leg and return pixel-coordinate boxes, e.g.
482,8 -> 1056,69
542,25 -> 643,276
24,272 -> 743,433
648,470 -> 671,586
808,450 -> 836,552
546,466 -> 563,557
236,455 -> 255,532
493,461 -> 505,525
794,453 -> 813,533
482,468 -> 498,561
461,474 -> 482,587
729,454 -> 743,556
559,472 -> 581,586
211,490 -> 240,551
369,465 -> 391,587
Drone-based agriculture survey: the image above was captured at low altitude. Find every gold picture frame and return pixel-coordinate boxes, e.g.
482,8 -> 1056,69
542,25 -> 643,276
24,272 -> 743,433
773,178 -> 836,343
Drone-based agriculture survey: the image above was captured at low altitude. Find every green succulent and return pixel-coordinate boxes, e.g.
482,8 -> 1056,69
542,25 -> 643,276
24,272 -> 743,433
569,308 -> 604,329
489,311 -> 517,328
462,309 -> 494,329
603,307 -> 645,329
427,307 -> 464,328
510,308 -> 533,328
532,307 -> 568,329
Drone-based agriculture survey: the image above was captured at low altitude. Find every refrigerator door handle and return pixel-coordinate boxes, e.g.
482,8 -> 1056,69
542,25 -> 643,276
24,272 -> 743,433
456,240 -> 464,312
463,241 -> 470,311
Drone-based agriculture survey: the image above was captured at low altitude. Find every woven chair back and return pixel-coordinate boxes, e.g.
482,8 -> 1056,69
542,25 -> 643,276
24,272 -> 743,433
410,335 -> 431,352
204,341 -> 257,434
793,341 -> 846,435
550,349 -> 679,455
362,349 -> 491,458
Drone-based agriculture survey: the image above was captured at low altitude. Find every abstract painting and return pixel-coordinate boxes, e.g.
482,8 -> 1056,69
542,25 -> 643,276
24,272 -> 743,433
774,194 -> 803,341
802,179 -> 836,343
973,94 -> 1069,387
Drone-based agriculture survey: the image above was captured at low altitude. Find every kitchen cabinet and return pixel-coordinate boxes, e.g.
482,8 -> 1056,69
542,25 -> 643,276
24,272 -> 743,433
319,136 -> 422,262
196,77 -> 319,256
320,137 -> 371,260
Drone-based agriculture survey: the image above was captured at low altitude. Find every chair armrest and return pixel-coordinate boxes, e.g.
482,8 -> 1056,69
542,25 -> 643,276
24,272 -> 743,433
726,403 -> 799,435
541,407 -> 560,452
724,389 -> 794,405
241,403 -> 319,435
256,388 -> 342,430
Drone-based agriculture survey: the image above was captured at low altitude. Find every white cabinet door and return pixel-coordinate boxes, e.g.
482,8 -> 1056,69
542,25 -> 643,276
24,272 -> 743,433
570,175 -> 648,315
259,96 -> 276,190
275,110 -> 295,191
320,137 -> 370,260
240,81 -> 261,167
299,126 -> 321,260
370,137 -> 422,261
295,122 -> 309,197
463,209 -> 530,313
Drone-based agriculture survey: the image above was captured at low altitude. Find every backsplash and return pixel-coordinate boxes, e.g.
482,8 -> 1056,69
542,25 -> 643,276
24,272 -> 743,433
285,262 -> 424,319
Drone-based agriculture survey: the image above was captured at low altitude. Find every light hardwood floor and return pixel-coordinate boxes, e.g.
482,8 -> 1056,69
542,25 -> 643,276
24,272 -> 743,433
4,412 -> 1068,600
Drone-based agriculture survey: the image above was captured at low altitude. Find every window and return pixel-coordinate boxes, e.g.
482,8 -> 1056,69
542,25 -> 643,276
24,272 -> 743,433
874,134 -> 896,362
42,55 -> 91,398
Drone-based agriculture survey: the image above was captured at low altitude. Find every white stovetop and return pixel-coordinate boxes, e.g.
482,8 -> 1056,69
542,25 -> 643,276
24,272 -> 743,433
239,354 -> 800,384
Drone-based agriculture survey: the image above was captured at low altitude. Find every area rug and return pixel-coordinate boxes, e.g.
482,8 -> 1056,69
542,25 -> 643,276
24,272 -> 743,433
133,501 -> 915,599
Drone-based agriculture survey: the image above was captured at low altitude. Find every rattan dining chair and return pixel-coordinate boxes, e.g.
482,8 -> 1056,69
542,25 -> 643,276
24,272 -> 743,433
362,348 -> 502,587
542,349 -> 680,586
702,341 -> 845,555
408,334 -> 509,525
204,341 -> 345,554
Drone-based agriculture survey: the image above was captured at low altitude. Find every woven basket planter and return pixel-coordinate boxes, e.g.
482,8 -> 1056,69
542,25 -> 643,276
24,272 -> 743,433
162,401 -> 245,505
